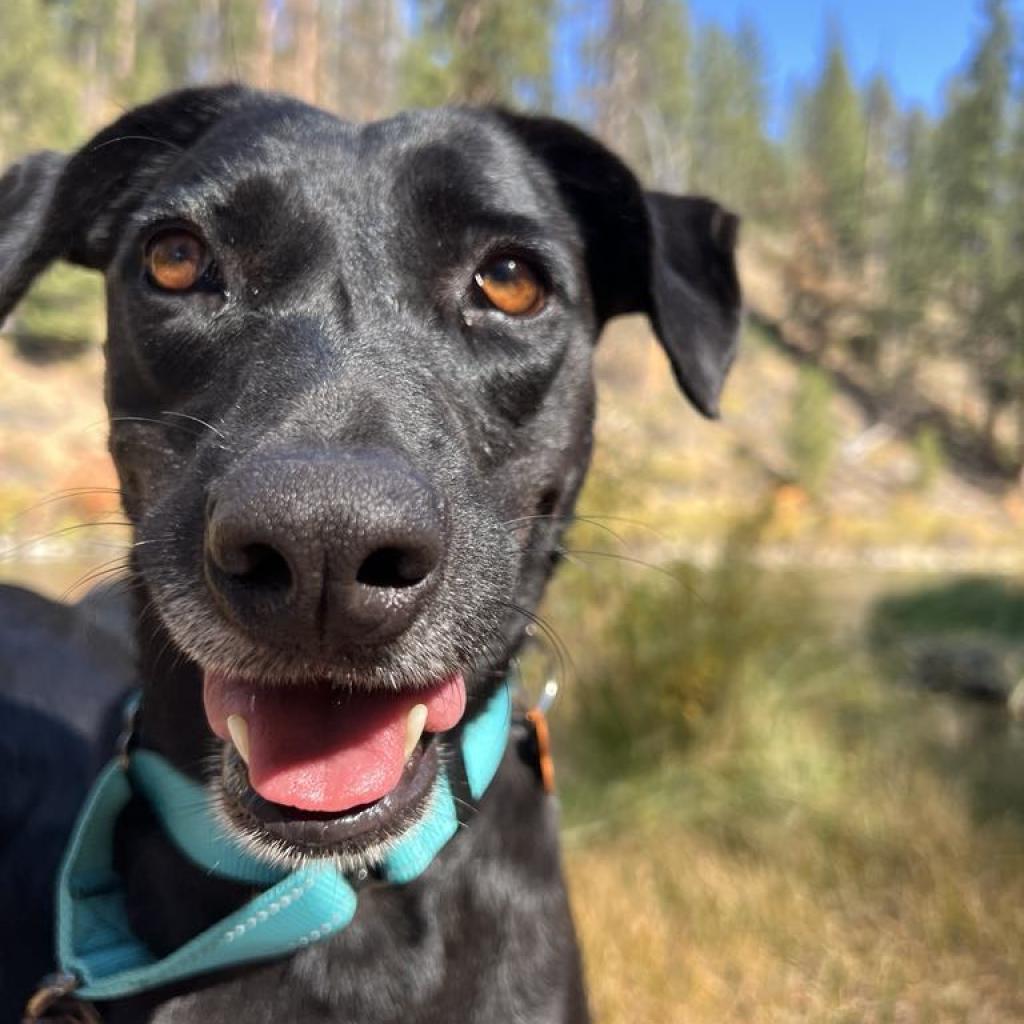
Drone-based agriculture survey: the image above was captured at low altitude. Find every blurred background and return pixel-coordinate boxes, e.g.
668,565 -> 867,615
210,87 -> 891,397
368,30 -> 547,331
3,0 -> 1024,1020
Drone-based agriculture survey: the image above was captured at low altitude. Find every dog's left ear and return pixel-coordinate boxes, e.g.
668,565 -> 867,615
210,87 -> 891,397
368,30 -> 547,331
496,112 -> 742,417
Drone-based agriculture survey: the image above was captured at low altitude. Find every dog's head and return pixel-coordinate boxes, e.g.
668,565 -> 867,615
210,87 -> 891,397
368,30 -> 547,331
0,86 -> 740,865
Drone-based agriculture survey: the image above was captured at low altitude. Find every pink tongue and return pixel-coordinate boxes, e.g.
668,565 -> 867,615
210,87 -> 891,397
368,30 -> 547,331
203,672 -> 466,813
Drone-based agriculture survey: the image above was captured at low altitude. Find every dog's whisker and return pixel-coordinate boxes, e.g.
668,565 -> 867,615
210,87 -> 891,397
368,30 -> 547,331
502,512 -> 626,543
559,546 -> 710,611
497,600 -> 575,689
0,519 -> 133,561
161,410 -> 233,444
450,795 -> 479,820
558,546 -> 689,586
86,578 -> 148,606
572,510 -> 670,539
109,414 -> 203,433
89,133 -> 186,154
108,414 -> 234,452
60,558 -> 134,601
2,487 -> 125,524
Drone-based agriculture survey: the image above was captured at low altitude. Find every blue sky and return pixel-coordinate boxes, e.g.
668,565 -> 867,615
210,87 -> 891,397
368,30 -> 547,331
689,0 -> 1005,114
554,1 -> 1022,124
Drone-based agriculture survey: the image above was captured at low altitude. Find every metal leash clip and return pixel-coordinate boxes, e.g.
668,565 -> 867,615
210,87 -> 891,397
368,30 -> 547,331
516,627 -> 561,794
23,972 -> 99,1024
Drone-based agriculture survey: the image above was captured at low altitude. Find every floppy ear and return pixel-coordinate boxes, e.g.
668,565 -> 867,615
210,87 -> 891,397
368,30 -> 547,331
0,151 -> 67,319
0,84 -> 253,325
495,112 -> 742,417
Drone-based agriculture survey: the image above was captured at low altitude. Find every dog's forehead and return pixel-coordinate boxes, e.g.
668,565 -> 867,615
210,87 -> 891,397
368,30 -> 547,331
149,105 -> 557,235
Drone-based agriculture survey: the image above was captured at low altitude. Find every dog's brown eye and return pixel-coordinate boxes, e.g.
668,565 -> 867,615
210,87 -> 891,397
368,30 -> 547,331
145,230 -> 208,292
475,257 -> 545,316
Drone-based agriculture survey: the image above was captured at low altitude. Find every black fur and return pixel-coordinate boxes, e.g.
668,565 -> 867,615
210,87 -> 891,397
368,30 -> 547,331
0,86 -> 740,1022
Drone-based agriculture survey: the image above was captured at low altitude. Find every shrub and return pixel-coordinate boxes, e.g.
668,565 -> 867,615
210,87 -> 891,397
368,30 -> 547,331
785,366 -> 837,499
544,527 -> 823,785
7,264 -> 103,361
912,424 -> 945,494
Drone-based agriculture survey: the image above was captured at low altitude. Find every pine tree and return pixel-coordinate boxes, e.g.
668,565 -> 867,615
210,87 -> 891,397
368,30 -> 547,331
690,19 -> 780,214
800,34 -> 868,267
862,72 -> 898,263
932,0 -> 1013,442
401,0 -> 554,108
933,0 -> 1011,282
0,0 -> 78,161
993,88 -> 1024,457
594,0 -> 691,186
872,109 -> 938,389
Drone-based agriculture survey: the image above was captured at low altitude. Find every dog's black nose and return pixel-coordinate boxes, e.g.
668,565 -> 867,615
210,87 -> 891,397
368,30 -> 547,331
204,451 -> 443,649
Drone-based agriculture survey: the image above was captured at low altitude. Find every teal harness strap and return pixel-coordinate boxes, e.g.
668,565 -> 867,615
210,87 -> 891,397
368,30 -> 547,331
54,681 -> 512,1003
131,752 -> 285,886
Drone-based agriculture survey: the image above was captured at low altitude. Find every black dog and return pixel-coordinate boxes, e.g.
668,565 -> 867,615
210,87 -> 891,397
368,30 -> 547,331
0,85 -> 740,1023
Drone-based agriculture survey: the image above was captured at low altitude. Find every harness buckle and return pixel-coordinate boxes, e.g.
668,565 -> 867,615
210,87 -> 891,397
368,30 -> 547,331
23,973 -> 99,1023
115,691 -> 142,769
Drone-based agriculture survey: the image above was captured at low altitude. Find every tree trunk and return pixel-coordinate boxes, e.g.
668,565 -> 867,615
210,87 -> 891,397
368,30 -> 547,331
200,0 -> 222,81
598,0 -> 645,154
114,0 -> 137,84
289,0 -> 321,103
254,0 -> 276,89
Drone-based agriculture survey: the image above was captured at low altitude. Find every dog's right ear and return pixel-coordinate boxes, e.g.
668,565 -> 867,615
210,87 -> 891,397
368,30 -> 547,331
0,151 -> 67,318
0,84 -> 252,324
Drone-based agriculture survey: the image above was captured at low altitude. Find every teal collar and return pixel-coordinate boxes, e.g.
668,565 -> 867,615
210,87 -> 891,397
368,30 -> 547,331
51,682 -> 512,1004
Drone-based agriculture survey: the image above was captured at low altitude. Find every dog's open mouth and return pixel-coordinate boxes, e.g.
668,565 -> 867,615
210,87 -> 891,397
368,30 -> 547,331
203,670 -> 467,855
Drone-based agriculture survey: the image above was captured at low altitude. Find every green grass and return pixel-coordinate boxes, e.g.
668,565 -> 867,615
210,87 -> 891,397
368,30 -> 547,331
869,577 -> 1024,648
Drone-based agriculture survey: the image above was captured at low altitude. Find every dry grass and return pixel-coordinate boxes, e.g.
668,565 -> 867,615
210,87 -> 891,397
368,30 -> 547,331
559,658 -> 1024,1023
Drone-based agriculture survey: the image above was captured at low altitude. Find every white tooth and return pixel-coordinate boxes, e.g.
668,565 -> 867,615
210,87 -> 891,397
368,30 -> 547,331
404,704 -> 428,759
227,714 -> 250,766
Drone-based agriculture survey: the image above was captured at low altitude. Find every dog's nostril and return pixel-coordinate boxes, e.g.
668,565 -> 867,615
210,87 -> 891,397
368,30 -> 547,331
233,543 -> 293,593
535,487 -> 560,519
356,546 -> 431,589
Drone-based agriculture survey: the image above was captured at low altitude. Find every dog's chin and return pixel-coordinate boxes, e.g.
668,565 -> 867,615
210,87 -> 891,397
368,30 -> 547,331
212,735 -> 446,871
